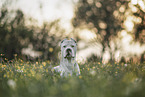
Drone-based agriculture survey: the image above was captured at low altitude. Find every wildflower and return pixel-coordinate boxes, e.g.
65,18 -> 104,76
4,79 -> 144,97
20,59 -> 23,62
36,62 -> 38,65
2,65 -> 6,68
13,54 -> 17,57
6,72 -> 10,78
79,75 -> 82,79
16,69 -> 23,73
31,70 -> 36,76
0,54 -> 4,56
47,60 -> 50,64
87,68 -> 90,71
5,58 -> 8,61
117,67 -> 120,69
3,74 -> 7,78
42,62 -> 46,67
49,48 -> 53,52
79,72 -> 81,74
40,65 -> 43,69
17,66 -> 20,70
124,64 -> 127,67
93,66 -> 95,69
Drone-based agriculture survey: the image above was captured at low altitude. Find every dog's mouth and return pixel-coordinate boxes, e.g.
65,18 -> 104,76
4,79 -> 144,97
64,49 -> 74,58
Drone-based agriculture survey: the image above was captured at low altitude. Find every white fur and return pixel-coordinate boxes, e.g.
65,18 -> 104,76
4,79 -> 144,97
52,39 -> 80,77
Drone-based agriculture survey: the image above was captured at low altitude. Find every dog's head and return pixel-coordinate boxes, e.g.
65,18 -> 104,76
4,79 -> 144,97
60,38 -> 77,59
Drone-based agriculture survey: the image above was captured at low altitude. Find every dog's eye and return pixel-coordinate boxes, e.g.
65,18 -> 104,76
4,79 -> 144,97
71,45 -> 74,47
63,46 -> 66,48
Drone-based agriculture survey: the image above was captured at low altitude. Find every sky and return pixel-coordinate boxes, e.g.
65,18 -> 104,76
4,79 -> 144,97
13,0 -> 75,27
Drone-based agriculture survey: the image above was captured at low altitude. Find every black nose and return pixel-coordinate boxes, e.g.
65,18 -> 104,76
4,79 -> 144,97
67,49 -> 71,52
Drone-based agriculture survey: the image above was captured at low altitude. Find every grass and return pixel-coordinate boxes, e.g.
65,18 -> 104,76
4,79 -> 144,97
1,58 -> 145,97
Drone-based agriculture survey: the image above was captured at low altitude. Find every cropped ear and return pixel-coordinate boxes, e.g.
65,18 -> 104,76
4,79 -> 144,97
71,38 -> 77,44
60,39 -> 67,46
61,39 -> 67,43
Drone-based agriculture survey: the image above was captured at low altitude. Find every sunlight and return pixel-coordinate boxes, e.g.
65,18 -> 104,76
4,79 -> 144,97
119,30 -> 145,58
119,5 -> 125,13
78,29 -> 97,41
77,44 -> 102,63
122,42 -> 145,57
138,0 -> 145,12
124,19 -> 134,32
96,2 -> 102,8
131,6 -> 138,13
99,21 -> 107,29
131,0 -> 145,12
87,0 -> 93,4
22,47 -> 42,58
134,17 -> 142,24
120,30 -> 127,37
102,51 -> 110,63
131,0 -> 137,5
121,34 -> 133,44
115,50 -> 121,62
113,10 -> 119,17
13,0 -> 74,26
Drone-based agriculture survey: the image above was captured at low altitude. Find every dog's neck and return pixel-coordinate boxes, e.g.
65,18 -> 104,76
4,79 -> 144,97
61,58 -> 76,71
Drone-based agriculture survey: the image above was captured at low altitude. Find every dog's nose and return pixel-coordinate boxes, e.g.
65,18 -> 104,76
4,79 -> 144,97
67,49 -> 71,52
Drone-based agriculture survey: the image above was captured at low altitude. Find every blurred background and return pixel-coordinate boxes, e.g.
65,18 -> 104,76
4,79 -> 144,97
0,0 -> 144,63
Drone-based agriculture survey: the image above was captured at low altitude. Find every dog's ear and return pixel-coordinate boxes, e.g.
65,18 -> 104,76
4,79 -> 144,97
60,39 -> 67,45
71,38 -> 77,44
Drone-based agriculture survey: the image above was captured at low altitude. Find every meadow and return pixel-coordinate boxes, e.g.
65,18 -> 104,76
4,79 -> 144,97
1,58 -> 145,97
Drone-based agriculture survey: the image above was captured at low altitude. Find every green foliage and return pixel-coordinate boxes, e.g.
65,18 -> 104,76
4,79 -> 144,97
0,9 -> 28,59
73,0 -> 125,45
1,59 -> 145,97
72,0 -> 145,61
73,0 -> 145,44
0,6 -> 65,60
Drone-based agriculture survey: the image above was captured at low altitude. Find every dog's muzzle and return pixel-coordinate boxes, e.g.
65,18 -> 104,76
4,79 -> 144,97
64,47 -> 75,58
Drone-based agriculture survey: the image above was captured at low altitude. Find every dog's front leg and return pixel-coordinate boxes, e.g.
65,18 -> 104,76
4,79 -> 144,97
74,63 -> 80,76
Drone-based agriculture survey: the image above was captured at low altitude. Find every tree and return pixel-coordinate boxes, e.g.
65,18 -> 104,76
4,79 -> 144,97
0,8 -> 31,59
0,5 -> 65,61
72,0 -> 145,62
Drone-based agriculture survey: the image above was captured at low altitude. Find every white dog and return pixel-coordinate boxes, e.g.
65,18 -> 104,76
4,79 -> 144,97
53,38 -> 80,77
